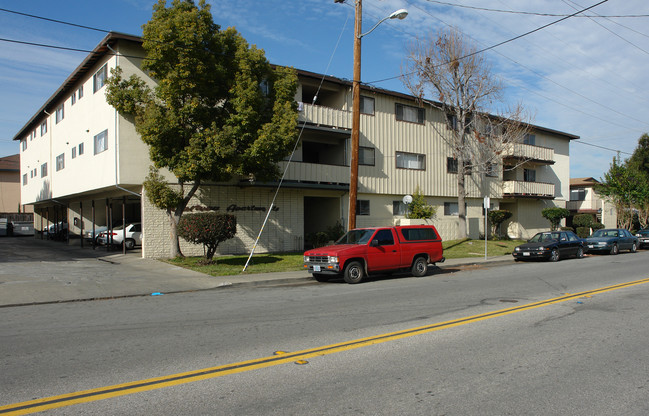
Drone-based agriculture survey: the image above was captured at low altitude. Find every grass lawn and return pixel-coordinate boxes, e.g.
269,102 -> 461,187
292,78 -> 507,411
164,238 -> 524,277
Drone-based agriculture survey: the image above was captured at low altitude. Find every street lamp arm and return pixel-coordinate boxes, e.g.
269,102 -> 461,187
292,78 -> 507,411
358,8 -> 408,38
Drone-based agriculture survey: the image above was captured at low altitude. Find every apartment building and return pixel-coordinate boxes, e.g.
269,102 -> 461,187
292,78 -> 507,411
567,177 -> 617,228
14,32 -> 577,258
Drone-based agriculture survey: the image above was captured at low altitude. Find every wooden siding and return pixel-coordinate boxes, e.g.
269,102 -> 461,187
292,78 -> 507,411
299,103 -> 351,129
279,161 -> 349,184
502,143 -> 554,163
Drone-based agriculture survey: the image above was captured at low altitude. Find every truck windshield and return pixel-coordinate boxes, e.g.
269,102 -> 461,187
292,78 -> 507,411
335,229 -> 375,245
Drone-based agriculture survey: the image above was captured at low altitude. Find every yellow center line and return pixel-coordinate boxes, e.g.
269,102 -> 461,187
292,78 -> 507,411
3,277 -> 649,415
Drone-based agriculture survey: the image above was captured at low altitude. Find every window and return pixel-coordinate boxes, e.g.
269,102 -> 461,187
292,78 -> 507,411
393,201 -> 407,216
360,96 -> 375,115
72,147 -> 77,159
78,85 -> 84,99
486,162 -> 498,177
401,227 -> 437,241
373,229 -> 394,246
78,142 -> 85,155
30,169 -> 33,178
56,153 -> 65,171
22,174 -> 27,185
71,92 -> 77,105
447,157 -> 458,174
570,188 -> 586,201
21,139 -> 27,151
359,146 -> 375,166
93,64 -> 108,93
94,129 -> 108,154
41,121 -> 47,136
523,134 -> 536,145
356,200 -> 370,216
524,168 -> 536,182
55,104 -> 64,124
395,103 -> 425,124
41,162 -> 48,177
444,202 -> 467,216
447,157 -> 471,175
396,152 -> 425,170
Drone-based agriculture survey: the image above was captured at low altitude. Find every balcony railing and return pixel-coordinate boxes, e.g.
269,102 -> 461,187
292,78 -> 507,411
502,143 -> 554,163
278,161 -> 350,185
298,102 -> 352,129
567,199 -> 602,212
503,180 -> 554,198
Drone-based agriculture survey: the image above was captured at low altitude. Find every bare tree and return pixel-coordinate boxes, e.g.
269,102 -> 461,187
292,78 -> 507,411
402,27 -> 532,239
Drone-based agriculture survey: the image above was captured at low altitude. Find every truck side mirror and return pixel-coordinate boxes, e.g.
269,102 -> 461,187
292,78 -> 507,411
370,239 -> 379,247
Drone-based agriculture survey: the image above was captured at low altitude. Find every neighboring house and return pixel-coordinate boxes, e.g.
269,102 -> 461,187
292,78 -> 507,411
0,154 -> 33,218
14,32 -> 577,258
567,177 -> 617,228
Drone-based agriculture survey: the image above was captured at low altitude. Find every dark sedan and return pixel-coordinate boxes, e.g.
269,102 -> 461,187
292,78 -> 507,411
584,228 -> 638,254
636,228 -> 649,249
513,230 -> 585,262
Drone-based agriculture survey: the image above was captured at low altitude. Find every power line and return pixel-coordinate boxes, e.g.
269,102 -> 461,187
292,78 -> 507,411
0,7 -> 110,33
421,0 -> 649,18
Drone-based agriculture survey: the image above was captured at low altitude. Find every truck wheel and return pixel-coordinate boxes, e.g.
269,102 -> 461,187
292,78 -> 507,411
411,256 -> 428,277
344,261 -> 365,284
313,274 -> 329,282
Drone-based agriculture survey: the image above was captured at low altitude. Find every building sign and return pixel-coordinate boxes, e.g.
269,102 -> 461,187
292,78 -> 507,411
187,204 -> 279,213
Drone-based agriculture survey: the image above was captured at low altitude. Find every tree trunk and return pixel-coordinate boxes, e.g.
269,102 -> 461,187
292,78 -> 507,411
457,171 -> 468,239
168,181 -> 202,258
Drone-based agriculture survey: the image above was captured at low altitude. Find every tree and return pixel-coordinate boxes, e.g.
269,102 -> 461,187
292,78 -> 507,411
409,186 -> 437,219
177,212 -> 236,262
402,27 -> 532,239
106,0 -> 298,257
573,213 -> 594,238
487,209 -> 512,238
541,207 -> 570,231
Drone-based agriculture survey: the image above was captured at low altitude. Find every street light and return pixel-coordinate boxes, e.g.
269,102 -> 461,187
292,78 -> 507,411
347,1 -> 407,230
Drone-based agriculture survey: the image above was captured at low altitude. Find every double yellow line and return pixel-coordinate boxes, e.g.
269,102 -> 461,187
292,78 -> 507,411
3,277 -> 649,415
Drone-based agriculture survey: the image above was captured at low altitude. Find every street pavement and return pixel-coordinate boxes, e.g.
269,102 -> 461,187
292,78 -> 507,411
0,236 -> 513,307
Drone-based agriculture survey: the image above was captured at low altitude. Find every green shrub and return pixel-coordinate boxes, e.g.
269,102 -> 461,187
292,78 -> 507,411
576,227 -> 590,238
178,212 -> 237,262
541,207 -> 570,231
573,214 -> 594,228
488,210 -> 513,238
592,222 -> 605,230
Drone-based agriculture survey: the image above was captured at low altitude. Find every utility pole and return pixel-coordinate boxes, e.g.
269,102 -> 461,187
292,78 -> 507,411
348,0 -> 362,231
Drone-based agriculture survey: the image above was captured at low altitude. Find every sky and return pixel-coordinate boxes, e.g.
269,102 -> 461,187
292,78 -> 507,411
1,0 -> 648,180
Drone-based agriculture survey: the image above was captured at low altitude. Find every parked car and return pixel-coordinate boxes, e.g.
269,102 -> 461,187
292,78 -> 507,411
83,221 -> 123,244
636,228 -> 649,249
303,225 -> 444,284
42,222 -> 68,240
513,230 -> 585,262
584,228 -> 638,254
10,221 -> 34,236
98,223 -> 142,249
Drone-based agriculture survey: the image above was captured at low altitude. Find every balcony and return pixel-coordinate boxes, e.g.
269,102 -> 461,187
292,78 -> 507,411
502,143 -> 554,164
299,103 -> 351,130
503,180 -> 555,199
277,161 -> 350,188
567,199 -> 602,212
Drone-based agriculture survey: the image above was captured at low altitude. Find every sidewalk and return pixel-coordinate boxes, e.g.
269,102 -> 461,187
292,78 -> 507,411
0,237 -> 513,307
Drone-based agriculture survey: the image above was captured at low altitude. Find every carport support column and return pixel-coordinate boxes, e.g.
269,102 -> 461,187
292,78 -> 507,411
106,199 -> 110,252
80,201 -> 84,248
92,200 -> 96,250
122,196 -> 126,255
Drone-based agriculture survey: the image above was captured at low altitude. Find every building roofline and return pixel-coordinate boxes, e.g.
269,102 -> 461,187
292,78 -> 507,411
14,33 -> 579,142
12,32 -> 142,142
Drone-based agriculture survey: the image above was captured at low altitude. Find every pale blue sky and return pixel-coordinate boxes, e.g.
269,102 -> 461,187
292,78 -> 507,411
1,0 -> 648,179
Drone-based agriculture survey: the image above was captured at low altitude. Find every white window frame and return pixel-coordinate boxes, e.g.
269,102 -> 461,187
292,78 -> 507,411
396,151 -> 425,170
395,103 -> 425,124
78,142 -> 85,155
359,146 -> 375,166
41,162 -> 48,177
356,200 -> 370,216
40,121 -> 47,136
93,64 -> 108,93
94,129 -> 108,155
55,104 -> 64,124
360,95 -> 375,115
56,153 -> 65,171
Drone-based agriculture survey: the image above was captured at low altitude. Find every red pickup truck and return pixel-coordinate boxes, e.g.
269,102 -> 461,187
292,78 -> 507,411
303,225 -> 444,284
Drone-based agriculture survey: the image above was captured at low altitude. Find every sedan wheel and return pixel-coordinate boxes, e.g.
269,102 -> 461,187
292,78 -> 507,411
125,238 -> 136,250
631,243 -> 637,253
576,246 -> 584,259
610,243 -> 619,255
549,248 -> 560,262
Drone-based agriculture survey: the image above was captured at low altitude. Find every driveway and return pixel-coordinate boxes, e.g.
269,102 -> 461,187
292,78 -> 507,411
0,237 -> 228,307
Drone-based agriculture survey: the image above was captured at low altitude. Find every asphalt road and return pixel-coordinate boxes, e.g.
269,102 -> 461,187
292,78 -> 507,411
2,250 -> 649,415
